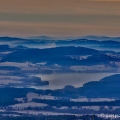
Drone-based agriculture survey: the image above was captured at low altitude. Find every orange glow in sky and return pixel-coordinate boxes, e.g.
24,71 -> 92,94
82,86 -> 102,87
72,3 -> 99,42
0,0 -> 120,38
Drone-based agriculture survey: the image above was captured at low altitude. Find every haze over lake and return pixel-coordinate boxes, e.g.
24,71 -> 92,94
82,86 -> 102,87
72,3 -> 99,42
34,73 -> 118,90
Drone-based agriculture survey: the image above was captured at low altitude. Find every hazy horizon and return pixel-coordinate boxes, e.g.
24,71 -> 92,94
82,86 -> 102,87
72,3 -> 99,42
1,35 -> 120,40
0,0 -> 120,37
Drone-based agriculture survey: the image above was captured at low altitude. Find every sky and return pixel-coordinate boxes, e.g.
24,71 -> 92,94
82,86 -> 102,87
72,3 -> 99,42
0,0 -> 120,38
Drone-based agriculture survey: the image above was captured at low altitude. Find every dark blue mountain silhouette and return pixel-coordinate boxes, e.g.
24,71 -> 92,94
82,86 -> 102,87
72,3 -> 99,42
79,74 -> 120,98
1,46 -> 120,66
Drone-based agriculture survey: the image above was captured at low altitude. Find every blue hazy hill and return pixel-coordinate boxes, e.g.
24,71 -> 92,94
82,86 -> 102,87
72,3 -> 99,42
79,74 -> 120,98
1,46 -> 120,66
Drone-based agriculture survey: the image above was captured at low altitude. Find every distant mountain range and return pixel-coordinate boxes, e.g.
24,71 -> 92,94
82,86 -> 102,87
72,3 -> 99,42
1,45 -> 119,66
0,36 -> 120,52
26,35 -> 120,41
81,36 -> 120,41
27,35 -> 56,40
0,35 -> 120,41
